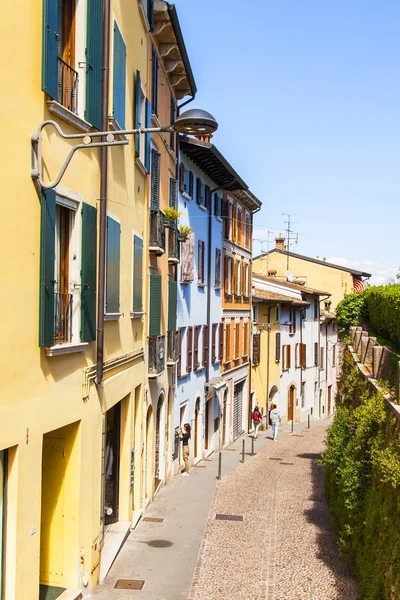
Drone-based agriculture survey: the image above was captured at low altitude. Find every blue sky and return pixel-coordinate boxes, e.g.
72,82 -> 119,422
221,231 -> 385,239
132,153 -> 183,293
173,0 -> 400,284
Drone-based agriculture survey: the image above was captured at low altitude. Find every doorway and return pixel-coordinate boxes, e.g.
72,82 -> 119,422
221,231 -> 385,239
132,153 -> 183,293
145,406 -> 153,501
204,400 -> 209,450
194,398 -> 201,458
233,381 -> 244,440
154,394 -> 165,490
104,403 -> 121,525
288,385 -> 296,422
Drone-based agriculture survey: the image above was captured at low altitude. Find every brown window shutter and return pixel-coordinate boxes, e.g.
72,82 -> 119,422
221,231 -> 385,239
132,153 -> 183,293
286,344 -> 291,369
232,258 -> 237,294
275,332 -> 281,361
179,162 -> 185,193
187,326 -> 193,372
253,333 -> 260,366
219,322 -> 224,362
232,204 -> 236,240
203,324 -> 209,366
243,322 -> 248,357
224,254 -> 229,292
212,323 -> 217,363
177,328 -> 182,377
205,185 -> 211,210
295,343 -> 299,367
215,248 -> 221,288
314,342 -> 318,367
226,323 -> 231,360
320,347 -> 324,369
194,326 -> 199,369
301,343 -> 306,368
332,344 -> 336,367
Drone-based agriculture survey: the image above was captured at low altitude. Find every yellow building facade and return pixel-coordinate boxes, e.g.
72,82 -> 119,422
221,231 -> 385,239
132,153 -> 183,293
253,239 -> 371,310
0,0 -> 193,597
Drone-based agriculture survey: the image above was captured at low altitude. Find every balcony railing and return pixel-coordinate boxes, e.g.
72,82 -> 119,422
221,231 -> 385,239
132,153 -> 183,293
167,331 -> 178,363
149,335 -> 166,376
57,57 -> 79,114
168,227 -> 180,262
54,292 -> 73,344
149,211 -> 165,254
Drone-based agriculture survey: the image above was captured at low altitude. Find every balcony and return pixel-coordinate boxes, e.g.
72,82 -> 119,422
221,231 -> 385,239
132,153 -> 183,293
149,211 -> 166,255
167,331 -> 178,364
57,57 -> 79,114
148,335 -> 166,377
54,292 -> 73,344
168,227 -> 180,263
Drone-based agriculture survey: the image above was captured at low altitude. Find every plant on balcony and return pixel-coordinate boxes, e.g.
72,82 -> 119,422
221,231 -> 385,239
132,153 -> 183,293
163,207 -> 181,227
178,225 -> 192,241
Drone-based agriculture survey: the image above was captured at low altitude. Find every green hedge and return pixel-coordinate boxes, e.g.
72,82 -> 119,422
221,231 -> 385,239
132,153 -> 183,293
363,285 -> 400,349
323,347 -> 400,599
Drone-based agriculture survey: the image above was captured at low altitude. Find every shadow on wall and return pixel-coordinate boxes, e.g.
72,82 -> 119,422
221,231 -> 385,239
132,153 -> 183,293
298,452 -> 359,598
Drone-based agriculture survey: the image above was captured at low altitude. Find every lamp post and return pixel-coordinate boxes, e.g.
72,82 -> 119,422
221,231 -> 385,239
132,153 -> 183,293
31,108 -> 218,189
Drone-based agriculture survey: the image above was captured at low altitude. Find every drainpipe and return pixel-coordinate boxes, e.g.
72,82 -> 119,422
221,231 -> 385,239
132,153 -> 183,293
96,0 -> 111,385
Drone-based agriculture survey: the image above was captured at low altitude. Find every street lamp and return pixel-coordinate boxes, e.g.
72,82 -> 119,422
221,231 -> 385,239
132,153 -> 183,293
31,108 -> 218,189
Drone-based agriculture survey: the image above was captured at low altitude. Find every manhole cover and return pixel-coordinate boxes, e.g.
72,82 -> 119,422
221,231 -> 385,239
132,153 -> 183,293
143,517 -> 164,523
215,514 -> 243,521
114,579 -> 145,590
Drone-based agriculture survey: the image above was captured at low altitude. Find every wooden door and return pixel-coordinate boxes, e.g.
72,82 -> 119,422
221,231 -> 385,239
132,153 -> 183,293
288,386 -> 295,422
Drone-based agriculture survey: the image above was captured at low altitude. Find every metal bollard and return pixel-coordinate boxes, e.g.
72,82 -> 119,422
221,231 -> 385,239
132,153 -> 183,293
251,436 -> 255,456
216,451 -> 222,480
291,419 -> 294,433
308,414 -> 311,429
241,439 -> 245,463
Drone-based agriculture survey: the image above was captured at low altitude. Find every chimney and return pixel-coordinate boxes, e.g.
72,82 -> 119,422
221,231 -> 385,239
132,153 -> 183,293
275,236 -> 286,251
195,134 -> 212,143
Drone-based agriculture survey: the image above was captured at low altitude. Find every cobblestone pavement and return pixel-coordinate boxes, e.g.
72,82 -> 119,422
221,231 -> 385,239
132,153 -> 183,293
187,426 -> 359,600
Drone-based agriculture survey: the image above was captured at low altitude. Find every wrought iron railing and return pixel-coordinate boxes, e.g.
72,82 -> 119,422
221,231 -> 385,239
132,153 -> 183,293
54,292 -> 73,344
149,335 -> 166,375
167,331 -> 178,363
168,227 -> 180,261
57,57 -> 79,114
149,211 -> 165,252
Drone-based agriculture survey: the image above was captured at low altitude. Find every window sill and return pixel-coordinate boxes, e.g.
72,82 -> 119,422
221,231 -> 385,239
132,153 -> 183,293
214,285 -> 222,290
289,332 -> 296,336
180,279 -> 193,285
182,192 -> 192,201
198,204 -> 208,212
167,359 -> 178,366
215,216 -> 223,222
105,312 -> 122,321
149,245 -> 165,256
168,257 -> 180,264
225,294 -> 232,301
45,342 -> 89,357
47,101 -> 92,132
148,370 -> 165,380
195,365 -> 205,373
223,361 -> 231,368
198,282 -> 206,288
131,311 -> 145,319
135,157 -> 148,176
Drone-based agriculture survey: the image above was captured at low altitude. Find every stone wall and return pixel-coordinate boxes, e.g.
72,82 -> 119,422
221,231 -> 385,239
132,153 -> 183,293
350,326 -> 400,388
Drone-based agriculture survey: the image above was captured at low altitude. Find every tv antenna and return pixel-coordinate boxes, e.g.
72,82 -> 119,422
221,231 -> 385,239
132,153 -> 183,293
282,213 -> 299,271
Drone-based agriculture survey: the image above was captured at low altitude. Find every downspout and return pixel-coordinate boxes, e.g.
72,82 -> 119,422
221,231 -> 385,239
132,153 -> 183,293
206,208 -> 212,385
300,307 -> 303,418
96,0 -> 111,385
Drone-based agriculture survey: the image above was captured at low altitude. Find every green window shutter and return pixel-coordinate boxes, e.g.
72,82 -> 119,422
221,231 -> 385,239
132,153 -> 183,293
113,22 -> 126,128
147,0 -> 154,30
150,149 -> 161,210
133,235 -> 143,312
169,178 -> 177,209
106,216 -> 120,313
39,190 -> 56,347
149,275 -> 161,337
81,203 -> 97,342
134,70 -> 141,156
85,0 -> 104,130
145,99 -> 151,172
42,0 -> 59,99
168,280 -> 177,332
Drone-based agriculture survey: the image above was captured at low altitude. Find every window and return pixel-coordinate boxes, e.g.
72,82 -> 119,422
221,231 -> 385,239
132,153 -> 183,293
132,235 -> 143,313
151,45 -> 158,116
196,178 -> 210,208
235,322 -> 240,359
243,321 -> 249,358
232,204 -> 237,240
225,322 -> 231,362
184,167 -> 194,198
113,22 -> 127,128
314,342 -> 319,366
198,240 -> 205,285
181,231 -> 195,283
169,178 -> 178,209
245,212 -> 251,248
215,248 -> 221,288
282,345 -> 291,370
301,343 -> 306,368
235,259 -> 241,296
106,216 -> 121,314
214,194 -> 222,218
275,332 -> 281,361
150,148 -> 161,210
289,308 -> 296,334
224,254 -> 232,296
223,199 -> 232,240
301,382 -> 306,408
320,347 -> 324,370
177,328 -> 183,377
212,323 -> 218,363
253,333 -> 260,366
275,305 -> 280,323
187,326 -> 193,372
219,322 -> 224,362
295,343 -> 301,367
167,280 -> 177,331
170,94 -> 176,151
313,298 -> 319,320
332,344 -> 336,367
194,326 -> 200,369
134,71 -> 147,165
149,273 -> 161,336
144,0 -> 154,30
203,324 -> 209,366
237,206 -> 242,245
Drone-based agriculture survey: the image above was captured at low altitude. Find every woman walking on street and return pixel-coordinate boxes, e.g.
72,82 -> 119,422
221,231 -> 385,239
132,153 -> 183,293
179,423 -> 191,476
270,404 -> 281,441
252,406 -> 262,439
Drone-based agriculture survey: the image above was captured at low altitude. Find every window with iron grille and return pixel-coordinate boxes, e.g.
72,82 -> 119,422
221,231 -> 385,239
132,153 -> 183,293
289,308 -> 296,334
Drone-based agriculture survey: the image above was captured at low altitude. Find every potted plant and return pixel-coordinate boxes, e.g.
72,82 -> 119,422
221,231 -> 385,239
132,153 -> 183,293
178,225 -> 192,241
163,207 -> 181,227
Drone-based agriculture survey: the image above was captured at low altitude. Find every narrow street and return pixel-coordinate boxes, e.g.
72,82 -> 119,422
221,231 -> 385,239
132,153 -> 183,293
90,422 -> 358,600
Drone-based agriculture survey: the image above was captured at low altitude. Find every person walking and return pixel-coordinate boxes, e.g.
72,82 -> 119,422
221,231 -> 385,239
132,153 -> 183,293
270,404 -> 281,441
252,406 -> 262,439
179,423 -> 191,476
